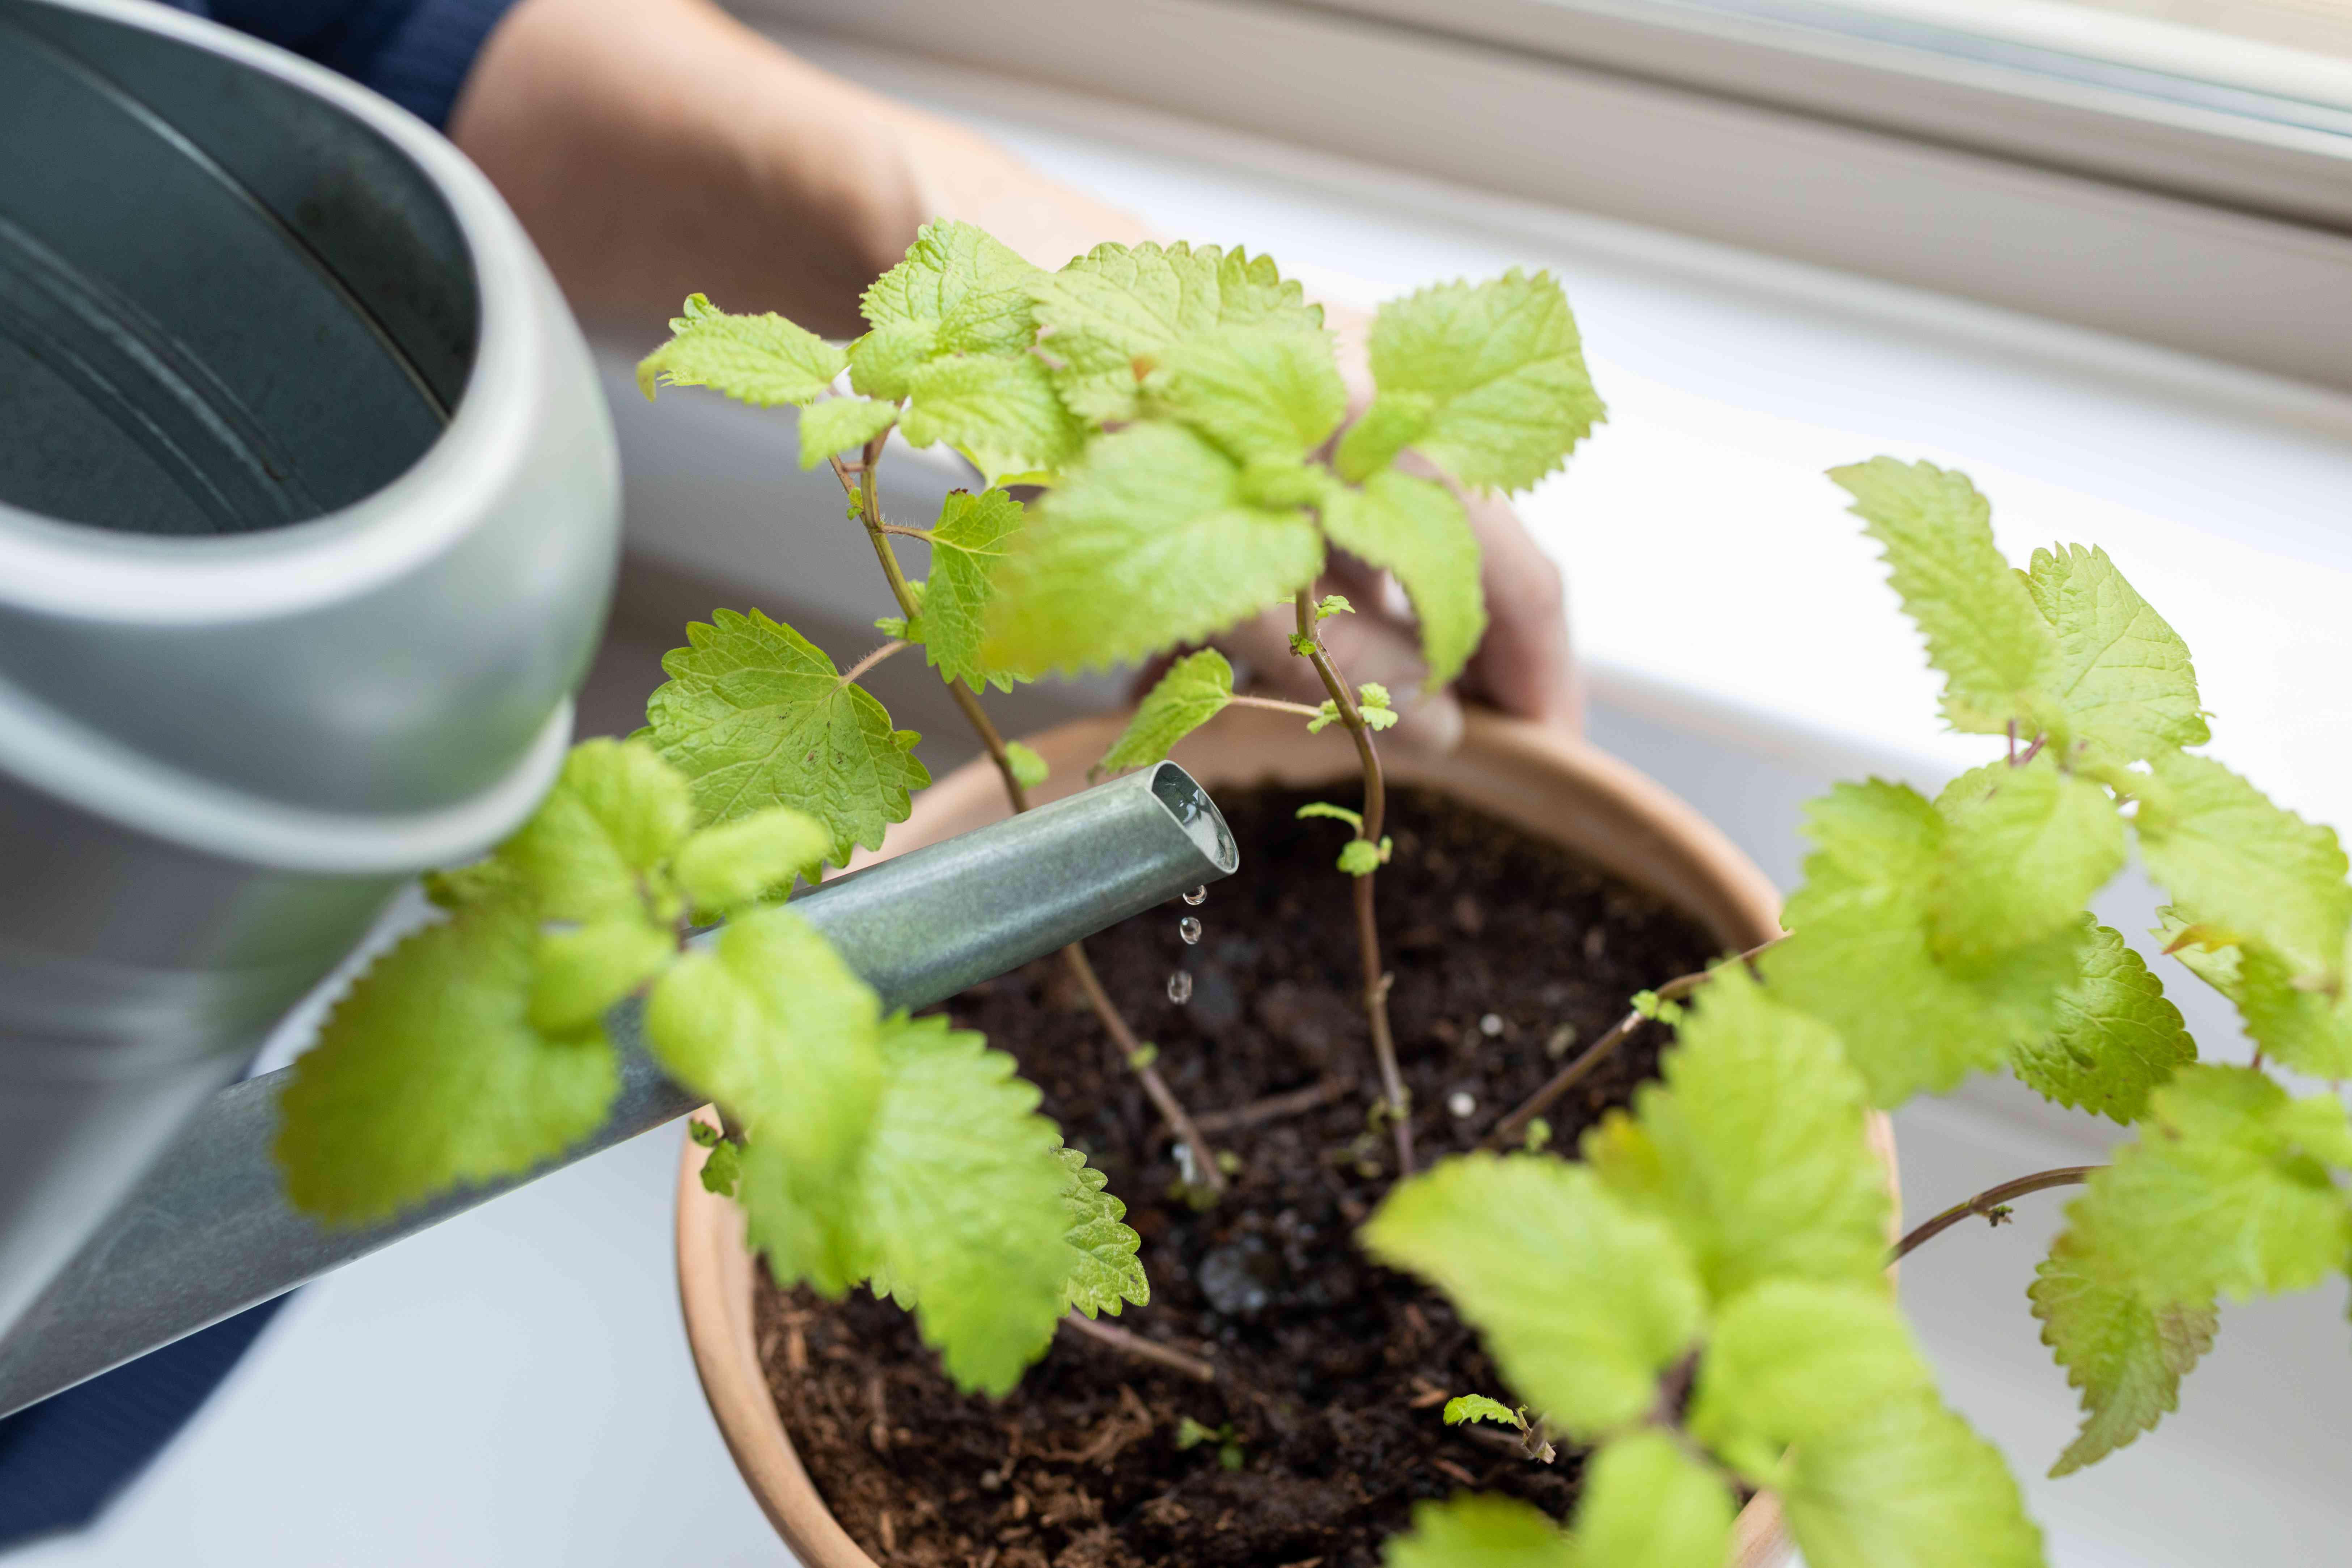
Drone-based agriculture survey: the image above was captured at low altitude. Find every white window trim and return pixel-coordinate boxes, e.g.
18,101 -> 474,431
744,0 -> 2352,392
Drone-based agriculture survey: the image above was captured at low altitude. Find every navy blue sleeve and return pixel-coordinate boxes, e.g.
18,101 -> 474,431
154,0 -> 519,129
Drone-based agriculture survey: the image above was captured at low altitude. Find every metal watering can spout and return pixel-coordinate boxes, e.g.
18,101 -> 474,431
0,763 -> 1241,1419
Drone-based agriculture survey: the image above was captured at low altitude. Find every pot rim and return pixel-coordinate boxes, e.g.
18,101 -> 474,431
676,707 -> 1896,1568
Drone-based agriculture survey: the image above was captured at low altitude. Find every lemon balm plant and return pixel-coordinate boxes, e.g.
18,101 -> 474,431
267,220 -> 2352,1567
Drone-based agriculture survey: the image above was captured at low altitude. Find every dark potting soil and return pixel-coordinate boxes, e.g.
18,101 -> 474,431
753,782 -> 1724,1568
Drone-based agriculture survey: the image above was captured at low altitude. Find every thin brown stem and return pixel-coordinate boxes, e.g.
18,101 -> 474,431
875,522 -> 931,539
837,639 -> 908,688
1191,1076 -> 1352,1133
1484,936 -> 1785,1150
824,441 -> 1224,1195
1226,693 -> 1327,720
1294,589 -> 1411,1176
1892,1167 -> 2099,1261
1058,1310 -> 1217,1382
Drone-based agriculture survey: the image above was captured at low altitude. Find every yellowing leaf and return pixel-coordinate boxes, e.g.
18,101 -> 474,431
985,422 -> 1325,675
672,806 -> 831,913
1362,1154 -> 1704,1440
1341,270 -> 1603,492
1781,1392 -> 2046,1568
1099,649 -> 1235,773
901,352 -> 1082,484
2135,750 -> 2351,987
1031,240 -> 1323,423
276,891 -> 618,1226
1932,757 -> 2124,960
495,738 -> 693,924
2030,1227 -> 2217,1476
2061,1065 -> 2352,1306
798,395 -> 899,470
1323,468 -> 1488,689
1584,967 -> 1890,1301
1383,1495 -> 1577,1568
2024,543 -> 2207,760
1831,458 -> 2055,738
646,608 -> 930,868
861,219 -> 1043,356
1688,1282 -> 1933,1480
2010,923 -> 2195,1124
1573,1429 -> 1736,1568
638,293 -> 845,406
2159,910 -> 2352,1078
1144,325 -> 1348,460
912,488 -> 1027,692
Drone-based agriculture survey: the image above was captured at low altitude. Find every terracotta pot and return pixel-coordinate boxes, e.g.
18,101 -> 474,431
676,707 -> 1896,1568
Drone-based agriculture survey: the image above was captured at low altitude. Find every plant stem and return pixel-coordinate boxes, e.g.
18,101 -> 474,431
1058,1310 -> 1217,1383
823,442 -> 1225,1196
1483,936 -> 1784,1151
1891,1166 -> 2099,1261
1226,693 -> 1327,720
1293,589 -> 1413,1177
837,639 -> 908,688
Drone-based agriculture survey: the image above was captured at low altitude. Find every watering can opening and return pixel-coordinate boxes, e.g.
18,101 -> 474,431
0,0 -> 478,538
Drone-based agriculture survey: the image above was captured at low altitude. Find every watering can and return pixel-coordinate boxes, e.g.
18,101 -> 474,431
0,0 -> 1238,1417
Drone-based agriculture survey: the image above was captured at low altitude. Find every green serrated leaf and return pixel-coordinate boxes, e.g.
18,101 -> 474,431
2010,923 -> 2195,1123
2159,910 -> 2352,1077
1144,324 -> 1347,460
2023,543 -> 2208,760
1344,270 -> 1603,492
1831,458 -> 2055,737
1688,1282 -> 1934,1481
2061,1065 -> 2352,1306
1441,1394 -> 1523,1429
2030,1226 -> 2217,1476
1383,1495 -> 1578,1568
276,891 -> 619,1226
1057,1145 -> 1148,1317
1362,1154 -> 1704,1441
2134,749 -> 2351,986
914,489 -> 1028,692
1932,757 -> 2124,959
901,352 -> 1082,484
850,1014 -> 1071,1395
672,806 -> 830,914
1781,1392 -> 2046,1568
798,395 -> 899,471
1031,240 -> 1323,423
646,609 -> 930,867
494,738 -> 693,924
1573,1429 -> 1736,1568
528,919 -> 676,1039
1322,469 -> 1487,688
698,1136 -> 742,1197
1099,650 -> 1235,773
1765,779 -> 2084,1105
638,293 -> 845,407
643,908 -> 883,1238
862,219 -> 1042,354
984,422 -> 1325,675
1583,967 -> 1890,1301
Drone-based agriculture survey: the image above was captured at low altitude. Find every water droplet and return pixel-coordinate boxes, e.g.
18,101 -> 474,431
1182,886 -> 1208,906
1167,971 -> 1194,1005
1479,1013 -> 1505,1037
1179,916 -> 1203,945
1447,1090 -> 1477,1119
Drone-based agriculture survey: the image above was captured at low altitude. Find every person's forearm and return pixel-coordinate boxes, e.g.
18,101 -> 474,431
448,0 -> 1146,333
